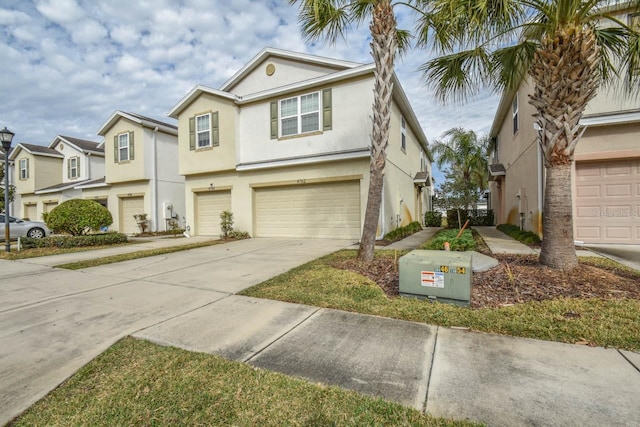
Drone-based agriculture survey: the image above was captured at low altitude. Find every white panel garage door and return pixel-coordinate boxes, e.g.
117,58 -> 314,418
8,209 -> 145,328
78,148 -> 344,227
23,204 -> 37,221
196,191 -> 231,236
575,159 -> 640,244
120,196 -> 144,234
254,181 -> 361,239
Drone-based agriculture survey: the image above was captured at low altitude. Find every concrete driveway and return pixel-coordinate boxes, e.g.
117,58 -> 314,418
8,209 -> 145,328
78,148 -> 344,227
0,238 -> 352,425
584,244 -> 640,272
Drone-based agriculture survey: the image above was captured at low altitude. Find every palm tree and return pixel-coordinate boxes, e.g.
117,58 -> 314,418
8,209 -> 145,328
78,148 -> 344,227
418,0 -> 640,269
288,0 -> 412,262
432,128 -> 490,210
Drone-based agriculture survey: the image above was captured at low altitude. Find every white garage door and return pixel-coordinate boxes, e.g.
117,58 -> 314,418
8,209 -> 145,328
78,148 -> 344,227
23,204 -> 36,221
575,159 -> 640,244
254,181 -> 361,239
196,191 -> 231,236
120,196 -> 144,234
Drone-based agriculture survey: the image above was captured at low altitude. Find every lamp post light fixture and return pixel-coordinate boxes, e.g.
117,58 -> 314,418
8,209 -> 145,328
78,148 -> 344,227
1,126 -> 15,253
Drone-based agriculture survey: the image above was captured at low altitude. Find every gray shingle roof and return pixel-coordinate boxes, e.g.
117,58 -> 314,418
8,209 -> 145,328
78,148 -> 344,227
125,112 -> 177,130
21,143 -> 62,156
59,135 -> 103,153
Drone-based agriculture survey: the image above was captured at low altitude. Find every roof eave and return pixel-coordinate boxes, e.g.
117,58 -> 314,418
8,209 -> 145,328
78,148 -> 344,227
167,85 -> 238,119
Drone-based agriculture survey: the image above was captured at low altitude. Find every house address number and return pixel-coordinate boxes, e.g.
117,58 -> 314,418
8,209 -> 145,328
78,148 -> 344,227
296,179 -> 306,184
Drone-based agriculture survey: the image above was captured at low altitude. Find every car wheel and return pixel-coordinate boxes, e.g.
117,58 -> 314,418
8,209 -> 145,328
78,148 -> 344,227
27,228 -> 45,239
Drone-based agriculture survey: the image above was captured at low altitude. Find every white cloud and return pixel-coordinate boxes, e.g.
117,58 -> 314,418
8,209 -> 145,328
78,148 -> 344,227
35,0 -> 85,25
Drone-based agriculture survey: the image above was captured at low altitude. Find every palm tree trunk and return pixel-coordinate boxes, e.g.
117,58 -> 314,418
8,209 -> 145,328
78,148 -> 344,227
358,0 -> 397,262
539,163 -> 577,269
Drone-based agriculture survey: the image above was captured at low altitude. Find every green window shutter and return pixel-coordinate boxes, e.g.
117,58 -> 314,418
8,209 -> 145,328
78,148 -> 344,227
189,117 -> 196,150
77,158 -> 80,178
26,159 -> 29,178
323,88 -> 332,131
129,132 -> 135,160
67,159 -> 71,179
113,136 -> 118,163
212,112 -> 219,147
270,101 -> 278,139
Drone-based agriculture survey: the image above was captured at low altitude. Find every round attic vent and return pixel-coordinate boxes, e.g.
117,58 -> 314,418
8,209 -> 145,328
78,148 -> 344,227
266,63 -> 275,76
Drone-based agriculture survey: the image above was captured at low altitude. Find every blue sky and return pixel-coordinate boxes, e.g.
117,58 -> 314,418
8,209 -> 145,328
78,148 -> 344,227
0,0 -> 499,184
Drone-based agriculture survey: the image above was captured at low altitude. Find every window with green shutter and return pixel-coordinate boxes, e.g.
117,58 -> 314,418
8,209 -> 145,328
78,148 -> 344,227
190,112 -> 219,149
271,89 -> 331,138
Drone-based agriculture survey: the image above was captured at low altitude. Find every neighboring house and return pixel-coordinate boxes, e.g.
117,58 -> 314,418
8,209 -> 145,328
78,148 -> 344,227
95,111 -> 184,234
168,47 -> 432,239
488,3 -> 640,244
0,149 -> 19,216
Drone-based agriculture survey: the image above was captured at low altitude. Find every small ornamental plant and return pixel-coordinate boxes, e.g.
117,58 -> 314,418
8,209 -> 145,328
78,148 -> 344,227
46,199 -> 113,236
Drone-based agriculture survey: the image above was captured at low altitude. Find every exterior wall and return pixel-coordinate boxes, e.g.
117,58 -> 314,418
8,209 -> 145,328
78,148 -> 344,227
183,159 -> 370,237
155,129 -> 185,231
228,56 -> 344,97
575,122 -> 640,161
238,77 -> 373,165
492,80 -> 543,234
14,152 -> 62,196
178,93 -> 237,176
104,118 -> 147,184
56,143 -> 87,183
17,188 -> 81,221
82,181 -> 151,232
88,154 -> 105,181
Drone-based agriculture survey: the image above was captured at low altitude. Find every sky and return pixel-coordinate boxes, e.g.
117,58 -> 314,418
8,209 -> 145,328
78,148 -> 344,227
0,0 -> 500,184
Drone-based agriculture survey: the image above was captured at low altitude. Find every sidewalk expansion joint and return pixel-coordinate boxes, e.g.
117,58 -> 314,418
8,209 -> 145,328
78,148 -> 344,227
243,307 -> 322,363
422,325 -> 439,414
618,349 -> 640,373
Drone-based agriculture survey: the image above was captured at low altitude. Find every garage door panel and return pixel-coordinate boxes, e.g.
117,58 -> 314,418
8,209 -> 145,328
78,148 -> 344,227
255,181 -> 360,239
196,191 -> 231,236
121,197 -> 144,234
575,159 -> 639,244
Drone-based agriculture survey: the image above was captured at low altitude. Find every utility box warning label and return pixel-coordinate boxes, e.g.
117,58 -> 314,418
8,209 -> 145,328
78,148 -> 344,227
421,271 -> 445,288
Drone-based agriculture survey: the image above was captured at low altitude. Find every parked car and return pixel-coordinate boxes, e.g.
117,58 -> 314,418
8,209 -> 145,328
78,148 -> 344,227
0,214 -> 51,239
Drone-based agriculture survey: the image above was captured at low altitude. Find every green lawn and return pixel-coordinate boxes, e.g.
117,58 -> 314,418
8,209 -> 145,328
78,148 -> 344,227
0,241 -> 140,260
240,250 -> 640,351
11,337 -> 478,427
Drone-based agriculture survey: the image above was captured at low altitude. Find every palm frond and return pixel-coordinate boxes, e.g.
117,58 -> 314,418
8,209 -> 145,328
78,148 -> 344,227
491,40 -> 538,93
291,0 -> 353,43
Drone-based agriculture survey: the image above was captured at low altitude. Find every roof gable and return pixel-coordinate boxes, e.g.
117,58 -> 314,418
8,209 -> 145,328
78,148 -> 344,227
49,135 -> 104,156
9,142 -> 64,160
97,111 -> 178,136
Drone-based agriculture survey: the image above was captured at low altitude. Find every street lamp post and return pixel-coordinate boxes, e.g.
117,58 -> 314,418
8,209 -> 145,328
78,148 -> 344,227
1,126 -> 15,253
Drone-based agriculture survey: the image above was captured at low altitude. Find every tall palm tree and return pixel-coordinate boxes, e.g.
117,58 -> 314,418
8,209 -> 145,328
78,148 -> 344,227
288,0 -> 412,262
418,0 -> 640,269
432,128 -> 490,210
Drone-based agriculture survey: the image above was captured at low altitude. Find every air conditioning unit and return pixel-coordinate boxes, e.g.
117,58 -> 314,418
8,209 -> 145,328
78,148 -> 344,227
399,250 -> 472,306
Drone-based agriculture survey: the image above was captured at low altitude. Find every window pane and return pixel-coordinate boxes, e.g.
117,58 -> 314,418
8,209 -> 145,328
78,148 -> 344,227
120,147 -> 129,162
301,113 -> 319,133
280,98 -> 297,118
197,115 -> 209,132
300,93 -> 318,114
198,132 -> 210,147
119,134 -> 128,148
281,117 -> 298,136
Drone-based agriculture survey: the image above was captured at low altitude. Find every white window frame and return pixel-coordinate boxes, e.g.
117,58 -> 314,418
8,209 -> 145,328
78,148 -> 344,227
280,92 -> 321,137
512,93 -> 519,135
196,113 -> 211,148
69,157 -> 79,179
19,158 -> 28,180
401,116 -> 407,152
118,133 -> 130,162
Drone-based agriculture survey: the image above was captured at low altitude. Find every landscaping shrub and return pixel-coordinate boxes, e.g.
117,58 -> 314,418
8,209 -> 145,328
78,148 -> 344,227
46,199 -> 113,236
445,209 -> 494,228
220,210 -> 234,238
21,233 -> 128,249
383,221 -> 422,242
497,223 -> 541,245
422,229 -> 477,251
424,211 -> 442,227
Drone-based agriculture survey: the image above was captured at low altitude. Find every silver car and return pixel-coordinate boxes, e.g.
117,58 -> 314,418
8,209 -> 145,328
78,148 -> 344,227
0,214 -> 51,239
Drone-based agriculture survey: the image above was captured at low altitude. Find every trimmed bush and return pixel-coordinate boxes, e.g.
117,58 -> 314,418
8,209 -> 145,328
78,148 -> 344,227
424,211 -> 443,227
497,223 -> 541,245
422,229 -> 477,251
46,199 -> 113,236
445,209 -> 494,228
21,233 -> 128,249
383,221 -> 422,242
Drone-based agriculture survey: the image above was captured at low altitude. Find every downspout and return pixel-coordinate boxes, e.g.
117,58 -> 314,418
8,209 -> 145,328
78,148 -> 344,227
86,153 -> 91,180
376,182 -> 386,240
151,126 -> 159,232
537,143 -> 544,236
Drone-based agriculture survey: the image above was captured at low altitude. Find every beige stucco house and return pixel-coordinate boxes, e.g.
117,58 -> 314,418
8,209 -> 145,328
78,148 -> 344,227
169,48 -> 433,239
488,5 -> 640,244
93,111 -> 185,234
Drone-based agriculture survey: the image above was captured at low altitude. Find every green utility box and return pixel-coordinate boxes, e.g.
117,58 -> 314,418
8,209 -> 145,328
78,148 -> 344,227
399,250 -> 472,306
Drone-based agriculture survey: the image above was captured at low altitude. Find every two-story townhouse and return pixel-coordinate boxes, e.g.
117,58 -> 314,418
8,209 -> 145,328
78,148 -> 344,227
488,5 -> 640,244
168,48 -> 432,239
0,149 -> 19,217
94,111 -> 185,234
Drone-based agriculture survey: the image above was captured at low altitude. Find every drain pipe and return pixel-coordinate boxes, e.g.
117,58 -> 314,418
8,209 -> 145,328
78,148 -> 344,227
151,126 -> 159,232
537,142 -> 544,235
376,182 -> 386,240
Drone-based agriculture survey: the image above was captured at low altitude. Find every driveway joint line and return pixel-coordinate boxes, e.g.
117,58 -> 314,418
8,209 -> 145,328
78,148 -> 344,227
243,306 -> 322,363
618,349 -> 640,373
422,325 -> 439,414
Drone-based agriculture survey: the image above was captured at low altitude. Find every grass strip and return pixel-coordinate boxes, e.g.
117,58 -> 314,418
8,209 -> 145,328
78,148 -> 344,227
240,250 -> 640,351
0,242 -> 141,260
56,240 -> 223,270
11,337 -> 477,427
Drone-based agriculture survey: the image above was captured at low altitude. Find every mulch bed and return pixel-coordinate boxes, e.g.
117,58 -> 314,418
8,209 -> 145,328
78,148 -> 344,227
331,254 -> 640,309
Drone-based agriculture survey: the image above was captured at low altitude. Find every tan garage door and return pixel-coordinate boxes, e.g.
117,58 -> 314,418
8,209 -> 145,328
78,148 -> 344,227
120,196 -> 144,234
254,181 -> 361,239
43,202 -> 58,213
196,191 -> 231,236
575,159 -> 640,244
23,204 -> 36,221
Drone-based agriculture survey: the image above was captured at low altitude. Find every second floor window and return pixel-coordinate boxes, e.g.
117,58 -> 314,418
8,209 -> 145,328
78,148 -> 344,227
196,113 -> 211,148
68,157 -> 79,179
401,116 -> 407,152
512,93 -> 519,135
280,92 -> 320,137
118,133 -> 130,162
19,158 -> 28,180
